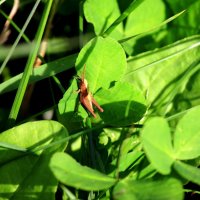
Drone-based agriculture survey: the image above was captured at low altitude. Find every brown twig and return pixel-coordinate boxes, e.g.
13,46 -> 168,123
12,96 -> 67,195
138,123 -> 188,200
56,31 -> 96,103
0,0 -> 19,44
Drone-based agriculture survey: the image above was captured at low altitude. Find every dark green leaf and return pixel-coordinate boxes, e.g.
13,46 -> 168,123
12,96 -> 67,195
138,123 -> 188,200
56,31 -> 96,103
165,0 -> 200,41
95,81 -> 147,126
182,69 -> 200,108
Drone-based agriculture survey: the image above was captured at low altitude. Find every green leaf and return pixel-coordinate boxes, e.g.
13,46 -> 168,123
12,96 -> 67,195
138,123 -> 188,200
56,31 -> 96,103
174,106 -> 200,160
99,128 -> 121,145
141,117 -> 174,174
75,36 -> 127,93
84,0 -> 123,39
123,35 -> 200,115
63,36 -> 127,120
0,120 -> 68,199
125,0 -> 165,36
50,152 -> 116,191
120,10 -> 185,44
118,151 -> 143,172
103,0 -> 144,37
136,163 -> 157,180
174,160 -> 200,185
122,0 -> 165,55
113,178 -> 183,200
95,81 -> 147,126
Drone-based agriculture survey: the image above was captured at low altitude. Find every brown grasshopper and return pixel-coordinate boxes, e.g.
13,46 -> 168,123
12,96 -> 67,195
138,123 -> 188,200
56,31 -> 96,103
77,65 -> 104,118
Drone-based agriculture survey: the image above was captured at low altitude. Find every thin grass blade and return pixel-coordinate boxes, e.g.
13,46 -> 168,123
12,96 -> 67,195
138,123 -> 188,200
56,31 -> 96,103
7,0 -> 53,127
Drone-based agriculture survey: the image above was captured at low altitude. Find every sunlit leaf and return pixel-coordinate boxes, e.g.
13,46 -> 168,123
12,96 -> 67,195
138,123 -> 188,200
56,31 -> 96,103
84,0 -> 123,39
50,152 -> 116,191
125,0 -> 165,36
75,36 -> 127,93
174,106 -> 200,159
141,117 -> 174,174
0,120 -> 68,199
123,35 -> 200,115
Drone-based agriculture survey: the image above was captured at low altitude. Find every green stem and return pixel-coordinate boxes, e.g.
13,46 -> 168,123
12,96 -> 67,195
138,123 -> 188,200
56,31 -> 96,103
85,117 -> 97,168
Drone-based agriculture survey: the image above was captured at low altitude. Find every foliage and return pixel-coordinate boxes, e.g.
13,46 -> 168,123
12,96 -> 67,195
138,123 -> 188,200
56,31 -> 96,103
0,0 -> 200,199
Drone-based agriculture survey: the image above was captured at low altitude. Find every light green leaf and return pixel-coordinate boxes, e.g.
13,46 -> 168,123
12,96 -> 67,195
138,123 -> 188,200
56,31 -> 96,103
174,106 -> 200,159
50,152 -> 116,191
136,163 -> 157,180
120,10 -> 185,44
174,160 -> 200,185
122,0 -> 165,55
123,35 -> 200,115
103,0 -> 144,37
141,117 -> 174,174
0,120 -> 68,200
113,178 -> 183,200
75,36 -> 127,93
125,0 -> 165,36
95,81 -> 147,126
84,0 -> 123,39
98,128 -> 121,145
118,151 -> 143,172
